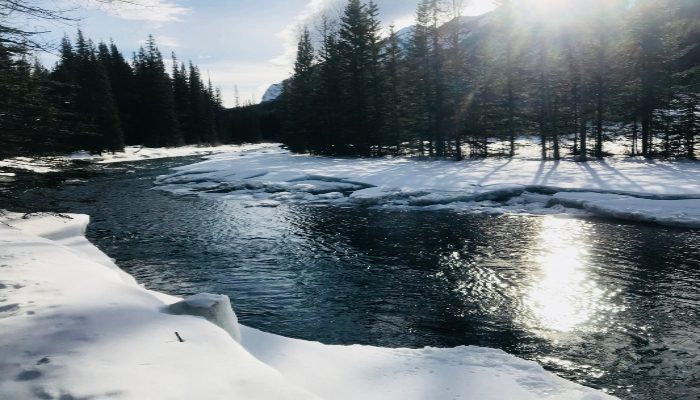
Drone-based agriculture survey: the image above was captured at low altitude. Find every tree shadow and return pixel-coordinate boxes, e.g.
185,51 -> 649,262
477,159 -> 513,185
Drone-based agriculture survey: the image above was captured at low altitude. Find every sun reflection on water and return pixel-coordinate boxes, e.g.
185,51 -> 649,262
524,216 -> 623,334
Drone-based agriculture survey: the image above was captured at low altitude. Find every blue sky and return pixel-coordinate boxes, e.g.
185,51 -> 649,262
40,0 -> 496,107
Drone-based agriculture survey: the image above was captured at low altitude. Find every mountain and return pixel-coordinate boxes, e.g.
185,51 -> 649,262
262,83 -> 282,103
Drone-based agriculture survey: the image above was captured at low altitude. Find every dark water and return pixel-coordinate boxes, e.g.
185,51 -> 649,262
3,157 -> 699,399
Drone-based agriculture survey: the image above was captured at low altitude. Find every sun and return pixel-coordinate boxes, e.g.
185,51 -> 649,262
462,0 -> 499,16
530,0 -> 579,16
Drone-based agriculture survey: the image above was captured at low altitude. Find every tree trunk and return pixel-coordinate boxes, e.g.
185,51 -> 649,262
687,102 -> 696,159
642,111 -> 651,158
595,85 -> 604,159
580,119 -> 588,161
631,118 -> 638,156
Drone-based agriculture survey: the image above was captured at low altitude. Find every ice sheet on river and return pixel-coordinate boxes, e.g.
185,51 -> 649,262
0,212 -> 617,399
155,145 -> 700,228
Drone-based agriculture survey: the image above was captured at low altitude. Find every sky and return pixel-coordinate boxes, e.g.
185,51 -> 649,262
38,0 -> 497,107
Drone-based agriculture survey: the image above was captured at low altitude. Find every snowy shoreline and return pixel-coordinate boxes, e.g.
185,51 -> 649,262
0,143 -> 271,174
154,144 -> 700,229
0,212 -> 617,399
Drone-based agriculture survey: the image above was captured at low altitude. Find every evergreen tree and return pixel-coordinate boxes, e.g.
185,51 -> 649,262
286,26 -> 315,153
0,43 -> 73,156
132,35 -> 181,147
497,0 -> 521,157
337,0 -> 381,156
366,0 -> 385,155
443,0 -> 468,159
383,26 -> 406,154
54,30 -> 124,153
624,0 -> 676,157
315,14 -> 343,154
676,0 -> 700,158
103,41 -> 135,144
407,0 -> 435,156
170,56 -> 190,144
202,77 -> 219,144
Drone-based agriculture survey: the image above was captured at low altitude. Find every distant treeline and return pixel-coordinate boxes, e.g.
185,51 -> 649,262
0,32 -> 275,158
279,0 -> 700,160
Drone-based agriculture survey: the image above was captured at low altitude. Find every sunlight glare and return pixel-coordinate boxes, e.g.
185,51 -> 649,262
523,217 -> 617,334
462,0 -> 499,16
531,0 -> 572,13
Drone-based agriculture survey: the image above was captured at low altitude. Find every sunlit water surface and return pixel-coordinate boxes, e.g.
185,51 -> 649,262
4,157 -> 699,400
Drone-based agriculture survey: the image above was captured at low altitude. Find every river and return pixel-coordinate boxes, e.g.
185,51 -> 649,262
2,156 -> 698,399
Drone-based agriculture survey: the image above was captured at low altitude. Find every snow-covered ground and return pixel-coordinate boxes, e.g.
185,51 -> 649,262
155,144 -> 700,228
0,144 -> 269,174
0,212 -> 617,399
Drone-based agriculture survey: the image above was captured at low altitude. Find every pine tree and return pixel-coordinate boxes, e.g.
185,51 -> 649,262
171,56 -> 191,143
676,0 -> 700,158
132,35 -> 181,147
383,26 -> 405,155
0,42 -> 74,156
625,0 -> 676,158
443,0 -> 468,159
202,77 -> 219,144
66,31 -> 124,153
366,0 -> 384,155
102,41 -> 135,144
337,0 -> 382,156
407,0 -> 448,157
286,26 -> 315,153
491,0 -> 524,157
316,14 -> 343,154
408,0 -> 435,156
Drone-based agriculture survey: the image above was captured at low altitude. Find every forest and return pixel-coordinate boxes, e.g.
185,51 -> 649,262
1,0 -> 699,161
0,29 -> 267,158
280,0 -> 700,160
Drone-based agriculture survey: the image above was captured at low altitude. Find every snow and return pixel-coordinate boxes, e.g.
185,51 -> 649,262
74,143 -> 272,164
0,156 -> 63,173
241,326 -> 615,400
551,192 -> 700,228
0,212 -> 618,400
0,143 -> 270,173
168,293 -> 242,343
261,83 -> 283,102
155,144 -> 700,228
0,212 -> 319,400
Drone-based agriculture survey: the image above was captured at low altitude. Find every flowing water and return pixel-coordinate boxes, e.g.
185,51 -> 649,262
2,157 -> 699,399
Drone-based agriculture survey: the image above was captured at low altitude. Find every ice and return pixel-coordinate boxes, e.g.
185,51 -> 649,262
155,145 -> 700,228
0,212 -> 618,399
167,293 -> 242,343
552,192 -> 700,228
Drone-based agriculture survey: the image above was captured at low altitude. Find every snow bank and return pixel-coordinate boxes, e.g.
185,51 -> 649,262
80,143 -> 272,164
0,143 -> 270,173
0,212 -> 617,399
242,326 -> 616,400
0,212 -> 319,400
551,192 -> 700,228
167,293 -> 242,343
155,145 -> 700,228
0,156 -> 64,173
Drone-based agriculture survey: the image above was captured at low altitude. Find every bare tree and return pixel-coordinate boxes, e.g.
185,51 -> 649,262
0,1 -> 135,50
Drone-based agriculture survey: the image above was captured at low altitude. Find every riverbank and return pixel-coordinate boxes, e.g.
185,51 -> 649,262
155,144 -> 700,228
0,143 -> 270,175
0,212 -> 617,399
